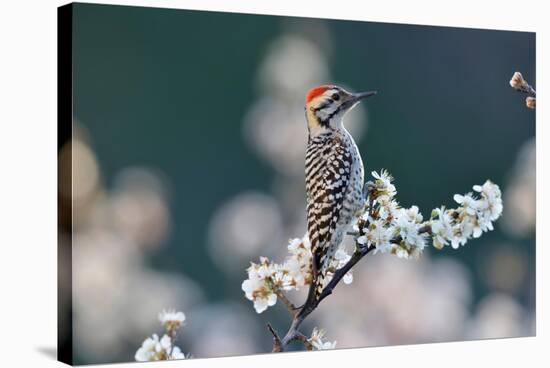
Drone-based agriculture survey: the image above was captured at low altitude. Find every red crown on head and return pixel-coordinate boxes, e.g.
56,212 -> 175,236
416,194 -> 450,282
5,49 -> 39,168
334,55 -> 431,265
306,85 -> 333,104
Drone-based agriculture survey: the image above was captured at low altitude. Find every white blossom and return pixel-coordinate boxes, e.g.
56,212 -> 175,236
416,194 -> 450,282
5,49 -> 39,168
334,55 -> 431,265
135,334 -> 185,361
452,210 -> 476,247
355,174 -> 502,258
358,219 -> 393,253
283,236 -> 313,288
357,204 -> 427,259
242,235 -> 316,313
282,258 -> 306,287
159,334 -> 171,351
158,309 -> 186,329
170,346 -> 186,360
136,310 -> 189,361
333,246 -> 352,265
135,334 -> 159,362
394,209 -> 427,252
430,181 -> 502,250
403,205 -> 423,223
288,236 -> 312,260
371,169 -> 397,198
378,197 -> 400,223
474,180 -> 503,221
241,258 -> 281,313
343,272 -> 353,284
431,207 -> 454,250
308,327 -> 337,350
453,193 -> 478,216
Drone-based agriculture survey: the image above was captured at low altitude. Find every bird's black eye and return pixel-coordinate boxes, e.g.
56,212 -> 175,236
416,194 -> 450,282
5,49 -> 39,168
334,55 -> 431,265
331,93 -> 340,101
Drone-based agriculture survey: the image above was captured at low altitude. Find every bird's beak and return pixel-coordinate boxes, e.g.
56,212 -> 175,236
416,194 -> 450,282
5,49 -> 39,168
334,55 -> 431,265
351,90 -> 377,102
343,90 -> 377,111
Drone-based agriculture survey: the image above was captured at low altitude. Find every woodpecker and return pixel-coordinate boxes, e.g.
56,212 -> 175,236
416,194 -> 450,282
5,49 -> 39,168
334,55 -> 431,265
304,85 -> 376,300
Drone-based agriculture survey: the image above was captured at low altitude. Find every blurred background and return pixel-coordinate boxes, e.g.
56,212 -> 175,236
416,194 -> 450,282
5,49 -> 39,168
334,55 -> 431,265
59,3 -> 535,365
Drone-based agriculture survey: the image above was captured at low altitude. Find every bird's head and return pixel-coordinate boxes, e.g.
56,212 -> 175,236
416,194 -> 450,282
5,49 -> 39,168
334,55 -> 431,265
305,85 -> 376,135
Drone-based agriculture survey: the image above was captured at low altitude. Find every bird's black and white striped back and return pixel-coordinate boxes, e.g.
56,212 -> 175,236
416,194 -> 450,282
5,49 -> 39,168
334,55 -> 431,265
305,128 -> 363,297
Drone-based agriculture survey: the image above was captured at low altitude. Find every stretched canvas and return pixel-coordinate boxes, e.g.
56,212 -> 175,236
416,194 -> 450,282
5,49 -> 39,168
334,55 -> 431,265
58,2 -> 536,365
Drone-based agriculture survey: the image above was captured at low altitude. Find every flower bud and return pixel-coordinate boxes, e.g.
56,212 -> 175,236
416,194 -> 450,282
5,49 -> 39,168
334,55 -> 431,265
509,72 -> 526,90
525,96 -> 536,109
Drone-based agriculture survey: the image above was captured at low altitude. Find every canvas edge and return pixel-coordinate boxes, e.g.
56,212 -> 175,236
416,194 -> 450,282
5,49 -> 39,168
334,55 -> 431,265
58,2 -> 74,366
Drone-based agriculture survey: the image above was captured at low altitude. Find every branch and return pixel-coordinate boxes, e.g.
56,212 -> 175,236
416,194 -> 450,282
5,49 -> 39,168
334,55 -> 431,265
243,172 -> 503,354
318,244 -> 374,303
272,242 -> 378,351
270,191 -> 379,352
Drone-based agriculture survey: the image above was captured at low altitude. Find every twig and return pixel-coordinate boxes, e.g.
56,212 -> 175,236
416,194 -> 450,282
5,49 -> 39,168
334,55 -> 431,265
517,80 -> 537,97
510,72 -> 536,109
295,332 -> 314,351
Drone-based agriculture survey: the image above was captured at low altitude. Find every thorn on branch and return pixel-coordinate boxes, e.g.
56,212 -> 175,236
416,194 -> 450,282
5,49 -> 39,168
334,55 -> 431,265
267,323 -> 282,352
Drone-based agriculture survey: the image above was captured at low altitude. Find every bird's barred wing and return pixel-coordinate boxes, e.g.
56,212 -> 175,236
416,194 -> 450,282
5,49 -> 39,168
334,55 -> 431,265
305,136 -> 353,265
